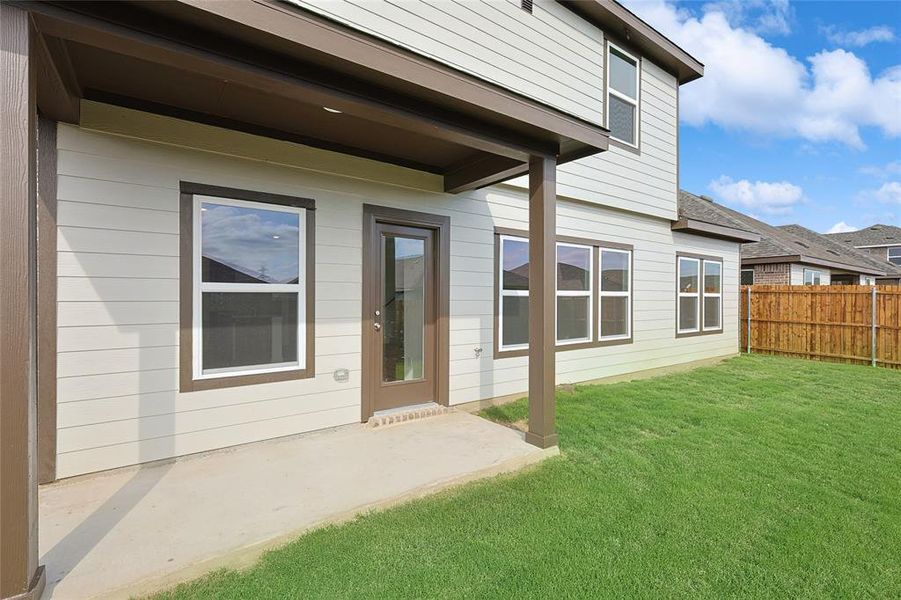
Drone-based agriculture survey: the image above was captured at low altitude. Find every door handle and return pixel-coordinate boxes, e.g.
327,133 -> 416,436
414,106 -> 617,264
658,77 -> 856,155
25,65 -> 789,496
373,310 -> 381,331
373,322 -> 381,331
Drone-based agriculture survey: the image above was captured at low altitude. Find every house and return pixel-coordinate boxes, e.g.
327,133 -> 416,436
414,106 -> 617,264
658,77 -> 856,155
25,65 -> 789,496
677,191 -> 888,285
0,1 -> 766,597
824,224 -> 901,285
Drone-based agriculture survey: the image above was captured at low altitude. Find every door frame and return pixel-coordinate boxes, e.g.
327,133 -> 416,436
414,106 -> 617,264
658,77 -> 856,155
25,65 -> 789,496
361,204 -> 450,421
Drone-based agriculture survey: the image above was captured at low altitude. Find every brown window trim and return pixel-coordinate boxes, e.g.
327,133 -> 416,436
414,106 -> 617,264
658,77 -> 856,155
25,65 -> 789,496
603,34 -> 642,155
675,252 -> 724,338
493,227 -> 634,359
179,181 -> 316,392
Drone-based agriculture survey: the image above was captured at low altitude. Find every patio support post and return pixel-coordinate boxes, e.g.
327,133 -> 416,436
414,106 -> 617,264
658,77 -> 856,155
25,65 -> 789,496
526,155 -> 559,449
0,4 -> 45,599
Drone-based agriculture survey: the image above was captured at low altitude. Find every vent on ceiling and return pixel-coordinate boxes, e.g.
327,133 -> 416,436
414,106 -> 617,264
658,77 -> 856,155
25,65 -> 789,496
794,241 -> 810,249
521,0 -> 533,14
827,250 -> 840,256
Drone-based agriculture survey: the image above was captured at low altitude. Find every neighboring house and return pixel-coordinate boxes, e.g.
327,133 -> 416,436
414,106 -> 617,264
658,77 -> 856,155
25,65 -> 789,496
678,191 -> 887,286
2,2 -> 765,596
824,224 -> 901,285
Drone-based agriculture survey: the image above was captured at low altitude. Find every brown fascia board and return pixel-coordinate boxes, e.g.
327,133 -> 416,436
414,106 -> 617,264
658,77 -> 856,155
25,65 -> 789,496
742,255 -> 886,276
558,0 -> 704,84
671,218 -> 761,243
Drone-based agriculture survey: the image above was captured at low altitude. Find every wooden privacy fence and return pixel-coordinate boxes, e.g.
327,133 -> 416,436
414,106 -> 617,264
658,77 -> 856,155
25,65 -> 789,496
740,285 -> 901,369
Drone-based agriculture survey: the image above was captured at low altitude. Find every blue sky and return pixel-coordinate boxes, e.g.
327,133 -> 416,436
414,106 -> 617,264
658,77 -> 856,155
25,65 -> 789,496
623,0 -> 901,233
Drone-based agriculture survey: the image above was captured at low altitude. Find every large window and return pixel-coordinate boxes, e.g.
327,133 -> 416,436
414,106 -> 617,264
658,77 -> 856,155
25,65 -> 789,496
606,42 -> 640,147
677,254 -> 723,336
495,230 -> 632,356
180,183 -> 315,391
803,268 -> 823,285
888,246 -> 901,265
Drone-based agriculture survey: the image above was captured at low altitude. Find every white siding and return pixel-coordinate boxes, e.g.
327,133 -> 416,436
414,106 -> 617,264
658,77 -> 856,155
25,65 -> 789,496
55,107 -> 738,478
288,0 -> 604,124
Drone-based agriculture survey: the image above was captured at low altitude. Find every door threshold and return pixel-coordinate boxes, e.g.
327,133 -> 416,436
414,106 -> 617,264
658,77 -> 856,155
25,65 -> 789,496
369,402 -> 451,427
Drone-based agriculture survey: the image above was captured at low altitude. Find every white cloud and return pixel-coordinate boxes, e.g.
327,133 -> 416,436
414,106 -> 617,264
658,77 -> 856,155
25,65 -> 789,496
825,221 -> 858,234
859,160 -> 901,179
855,181 -> 901,206
821,25 -> 895,47
709,175 -> 804,214
702,0 -> 793,35
621,0 -> 901,148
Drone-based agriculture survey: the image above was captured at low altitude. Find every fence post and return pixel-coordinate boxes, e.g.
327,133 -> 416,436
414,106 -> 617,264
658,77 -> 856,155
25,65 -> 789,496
746,286 -> 752,354
871,286 -> 877,367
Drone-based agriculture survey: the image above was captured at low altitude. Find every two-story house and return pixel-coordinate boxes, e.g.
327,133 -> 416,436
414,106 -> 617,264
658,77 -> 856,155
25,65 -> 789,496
825,224 -> 901,285
1,2 -> 761,597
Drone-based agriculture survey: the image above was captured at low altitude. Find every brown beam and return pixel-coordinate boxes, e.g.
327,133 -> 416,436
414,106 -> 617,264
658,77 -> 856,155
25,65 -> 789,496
443,154 -> 527,194
33,34 -> 80,124
526,155 -> 559,449
0,4 -> 45,600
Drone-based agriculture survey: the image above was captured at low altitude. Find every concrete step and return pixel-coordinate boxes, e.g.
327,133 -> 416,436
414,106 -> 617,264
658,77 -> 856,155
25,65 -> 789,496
368,402 -> 453,428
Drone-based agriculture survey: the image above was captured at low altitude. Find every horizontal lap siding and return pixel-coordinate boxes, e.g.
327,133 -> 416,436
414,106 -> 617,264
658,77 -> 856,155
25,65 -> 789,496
288,0 -> 604,124
56,108 -> 735,478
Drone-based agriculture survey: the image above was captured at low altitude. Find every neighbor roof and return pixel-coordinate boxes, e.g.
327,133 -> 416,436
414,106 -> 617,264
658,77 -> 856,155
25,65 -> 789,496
778,225 -> 901,278
823,224 -> 901,247
677,191 -> 887,276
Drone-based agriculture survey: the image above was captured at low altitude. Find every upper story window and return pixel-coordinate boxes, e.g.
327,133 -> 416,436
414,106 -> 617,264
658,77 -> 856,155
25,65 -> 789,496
606,42 -> 640,147
741,269 -> 754,285
803,268 -> 823,285
180,182 -> 315,392
677,254 -> 723,336
495,230 -> 633,356
888,246 -> 901,265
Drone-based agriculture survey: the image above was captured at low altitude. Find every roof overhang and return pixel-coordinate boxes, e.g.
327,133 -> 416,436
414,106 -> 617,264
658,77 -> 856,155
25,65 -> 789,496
742,255 -> 887,276
557,0 -> 704,84
21,0 -> 609,194
672,218 -> 761,243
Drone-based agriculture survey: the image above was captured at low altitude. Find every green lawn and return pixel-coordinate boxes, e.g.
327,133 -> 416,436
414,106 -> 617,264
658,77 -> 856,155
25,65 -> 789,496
157,355 -> 901,599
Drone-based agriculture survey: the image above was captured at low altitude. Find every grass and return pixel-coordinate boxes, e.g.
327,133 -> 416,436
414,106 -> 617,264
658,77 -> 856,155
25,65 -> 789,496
156,355 -> 901,599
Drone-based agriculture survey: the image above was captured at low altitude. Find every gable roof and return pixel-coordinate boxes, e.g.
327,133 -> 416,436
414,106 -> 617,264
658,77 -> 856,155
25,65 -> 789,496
677,191 -> 887,276
823,224 -> 901,247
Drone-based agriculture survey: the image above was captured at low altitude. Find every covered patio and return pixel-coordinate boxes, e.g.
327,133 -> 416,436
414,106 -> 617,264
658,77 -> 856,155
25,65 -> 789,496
40,411 -> 555,599
1,2 -> 608,598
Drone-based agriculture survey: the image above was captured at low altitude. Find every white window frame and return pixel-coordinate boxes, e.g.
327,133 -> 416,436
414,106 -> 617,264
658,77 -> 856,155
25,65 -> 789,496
702,260 -> 723,332
741,268 -> 754,285
605,41 -> 640,148
599,247 -> 632,341
677,256 -> 701,334
192,194 -> 307,380
556,241 -> 594,345
498,234 -> 530,353
888,246 -> 901,265
803,268 -> 823,286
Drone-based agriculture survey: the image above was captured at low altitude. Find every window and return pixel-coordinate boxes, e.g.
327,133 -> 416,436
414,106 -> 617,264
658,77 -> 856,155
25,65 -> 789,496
803,269 -> 823,285
741,269 -> 754,285
498,235 -> 530,352
677,254 -> 723,336
703,261 -> 722,331
888,246 -> 901,265
600,249 -> 631,340
180,183 -> 315,391
495,230 -> 633,356
606,42 -> 639,147
557,243 -> 593,344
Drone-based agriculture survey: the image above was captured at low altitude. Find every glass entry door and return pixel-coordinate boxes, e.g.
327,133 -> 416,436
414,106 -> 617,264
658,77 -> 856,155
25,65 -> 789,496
369,222 -> 436,412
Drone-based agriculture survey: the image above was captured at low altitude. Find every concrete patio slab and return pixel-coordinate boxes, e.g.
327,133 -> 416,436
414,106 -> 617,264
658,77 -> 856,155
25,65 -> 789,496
39,411 -> 556,599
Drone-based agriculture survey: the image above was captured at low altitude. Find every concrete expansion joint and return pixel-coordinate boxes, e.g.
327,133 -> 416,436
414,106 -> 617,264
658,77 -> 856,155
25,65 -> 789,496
368,405 -> 455,428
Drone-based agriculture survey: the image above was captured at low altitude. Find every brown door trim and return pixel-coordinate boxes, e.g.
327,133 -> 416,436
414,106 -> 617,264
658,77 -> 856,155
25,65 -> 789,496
361,204 -> 450,421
